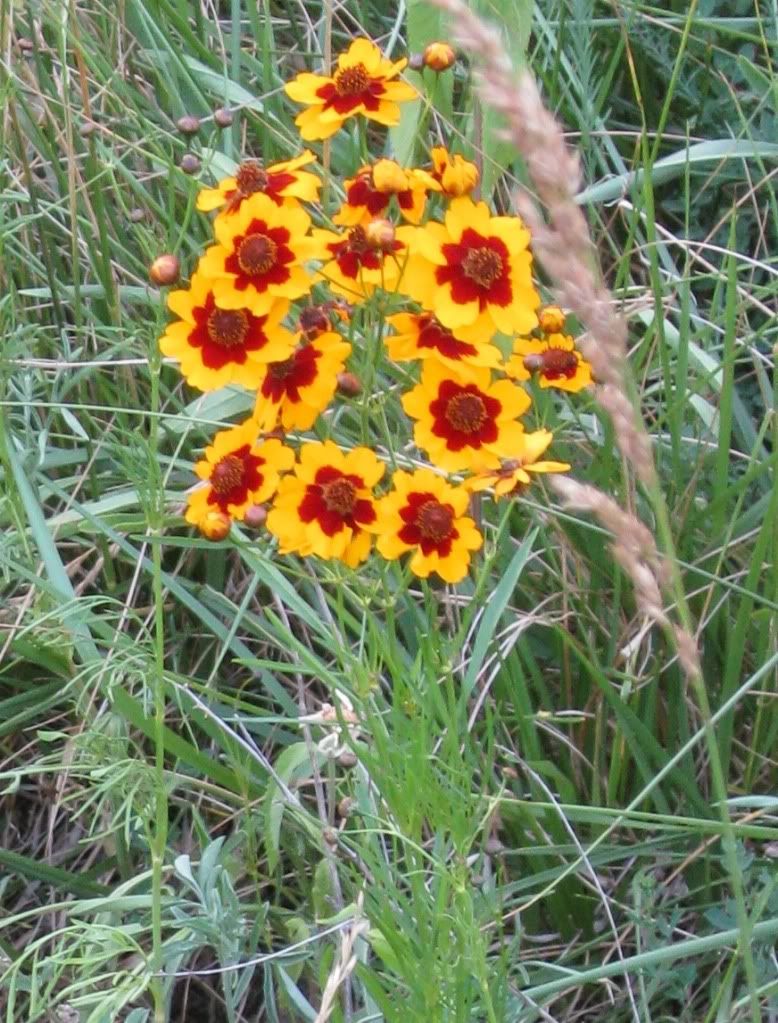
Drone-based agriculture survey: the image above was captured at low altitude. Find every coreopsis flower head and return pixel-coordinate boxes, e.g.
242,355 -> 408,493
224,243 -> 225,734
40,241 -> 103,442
197,193 -> 325,317
314,223 -> 408,300
333,159 -> 439,226
464,429 -> 571,497
284,38 -> 417,141
267,441 -> 384,567
253,331 -> 352,432
160,271 -> 296,391
402,362 -> 531,472
298,299 -> 351,340
401,197 -> 539,336
185,420 -> 294,529
421,41 -> 456,72
538,305 -> 566,335
506,333 -> 592,393
428,147 -> 479,198
385,311 -> 501,373
196,152 -> 321,218
376,469 -> 482,583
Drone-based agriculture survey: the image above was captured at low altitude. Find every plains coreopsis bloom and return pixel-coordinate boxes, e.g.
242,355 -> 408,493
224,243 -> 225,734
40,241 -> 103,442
334,159 -> 438,226
376,469 -> 482,583
185,420 -> 294,529
385,311 -> 501,373
428,147 -> 479,198
267,442 -> 384,567
253,332 -> 352,431
196,152 -> 321,218
506,333 -> 592,393
314,223 -> 408,300
464,430 -> 570,496
401,198 -> 539,336
284,38 -> 417,141
402,362 -> 531,472
197,193 -> 324,316
160,272 -> 296,391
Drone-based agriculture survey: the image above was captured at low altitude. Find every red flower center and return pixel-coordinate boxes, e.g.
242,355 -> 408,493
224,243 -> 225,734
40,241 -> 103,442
321,477 -> 358,515
462,246 -> 504,288
206,308 -> 249,348
524,347 -> 579,380
211,454 -> 245,496
268,356 -> 295,380
416,499 -> 454,542
335,64 -> 370,96
235,160 -> 269,195
238,233 -> 278,276
444,393 -> 487,433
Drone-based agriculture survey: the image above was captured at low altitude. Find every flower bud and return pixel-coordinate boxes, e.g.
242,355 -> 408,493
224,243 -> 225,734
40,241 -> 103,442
336,372 -> 362,398
213,106 -> 234,128
408,52 -> 425,72
337,796 -> 356,817
176,115 -> 201,135
422,41 -> 456,72
538,305 -> 566,335
200,511 -> 231,541
79,120 -> 97,138
149,253 -> 180,286
128,207 -> 146,223
364,217 -> 396,251
179,153 -> 201,175
243,504 -> 267,528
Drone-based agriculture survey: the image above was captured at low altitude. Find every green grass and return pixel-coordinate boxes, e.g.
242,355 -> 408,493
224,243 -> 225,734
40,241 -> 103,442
1,1 -> 777,1021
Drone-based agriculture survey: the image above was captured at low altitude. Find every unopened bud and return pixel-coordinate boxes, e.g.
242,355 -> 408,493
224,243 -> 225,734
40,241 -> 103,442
337,372 -> 361,398
243,504 -> 267,528
149,253 -> 180,286
18,37 -> 34,52
338,751 -> 358,769
408,52 -> 425,72
213,106 -> 234,128
199,510 -> 231,542
179,153 -> 201,175
538,305 -> 566,335
79,120 -> 97,138
298,305 -> 331,340
176,115 -> 201,135
337,796 -> 355,817
422,41 -> 456,72
128,207 -> 146,223
322,827 -> 338,847
364,217 -> 396,251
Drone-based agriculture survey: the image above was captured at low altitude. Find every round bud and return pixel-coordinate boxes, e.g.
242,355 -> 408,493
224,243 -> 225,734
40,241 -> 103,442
243,504 -> 267,529
298,305 -> 331,340
179,153 -> 201,175
149,254 -> 180,286
213,106 -> 234,128
18,37 -> 34,52
408,52 -> 424,72
337,796 -> 355,817
364,217 -> 396,251
79,120 -> 97,138
336,372 -> 362,398
176,115 -> 201,135
322,827 -> 339,847
338,751 -> 358,769
200,511 -> 231,542
422,41 -> 456,72
538,305 -> 566,335
128,207 -> 146,223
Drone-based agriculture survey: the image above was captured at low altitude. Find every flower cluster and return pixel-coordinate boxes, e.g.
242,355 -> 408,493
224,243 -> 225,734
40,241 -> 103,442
158,38 -> 592,584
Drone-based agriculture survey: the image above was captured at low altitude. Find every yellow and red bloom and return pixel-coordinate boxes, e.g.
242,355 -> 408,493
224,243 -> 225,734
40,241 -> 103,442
428,147 -> 479,198
314,223 -> 408,300
160,272 -> 296,391
538,305 -> 566,335
253,331 -> 352,432
333,159 -> 438,226
196,152 -> 321,218
376,469 -> 482,583
198,193 -> 323,316
385,311 -> 501,374
464,429 -> 571,496
506,333 -> 592,393
401,198 -> 539,336
284,38 -> 417,141
267,442 -> 384,567
402,362 -> 531,472
421,41 -> 456,72
185,420 -> 294,529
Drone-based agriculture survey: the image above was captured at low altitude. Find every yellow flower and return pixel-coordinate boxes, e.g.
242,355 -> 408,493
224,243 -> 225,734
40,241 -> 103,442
267,441 -> 384,567
314,223 -> 409,300
196,152 -> 321,218
160,271 -> 296,391
428,147 -> 479,198
197,193 -> 324,317
421,42 -> 456,72
253,331 -> 352,432
506,333 -> 592,393
400,197 -> 539,336
185,420 -> 294,528
402,361 -> 531,472
464,430 -> 571,496
538,305 -> 566,335
284,38 -> 417,141
385,311 -> 501,374
333,159 -> 438,226
376,469 -> 482,583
